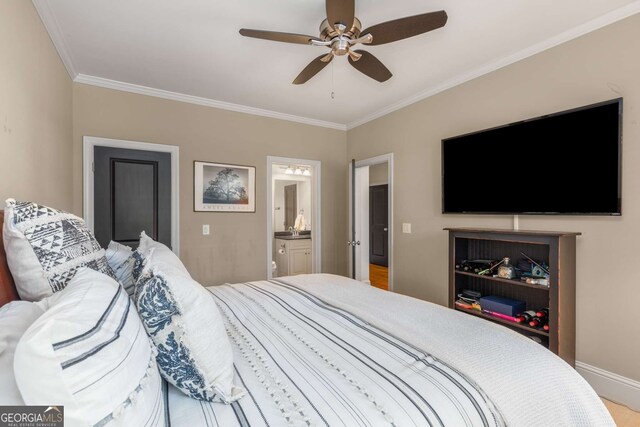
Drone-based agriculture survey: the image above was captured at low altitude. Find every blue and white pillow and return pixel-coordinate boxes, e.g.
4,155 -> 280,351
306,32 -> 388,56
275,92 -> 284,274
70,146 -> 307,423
135,262 -> 243,403
105,241 -> 137,296
14,268 -> 164,426
3,199 -> 116,301
132,249 -> 146,282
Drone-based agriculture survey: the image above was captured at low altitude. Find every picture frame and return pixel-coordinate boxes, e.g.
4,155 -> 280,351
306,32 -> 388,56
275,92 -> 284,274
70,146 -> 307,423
194,161 -> 256,212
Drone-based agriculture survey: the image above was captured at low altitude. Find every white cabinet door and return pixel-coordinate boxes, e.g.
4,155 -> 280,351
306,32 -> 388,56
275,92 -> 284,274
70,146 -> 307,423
289,248 -> 309,275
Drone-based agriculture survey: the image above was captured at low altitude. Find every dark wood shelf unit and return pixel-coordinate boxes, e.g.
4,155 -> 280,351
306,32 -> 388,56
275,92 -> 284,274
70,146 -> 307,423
446,227 -> 579,366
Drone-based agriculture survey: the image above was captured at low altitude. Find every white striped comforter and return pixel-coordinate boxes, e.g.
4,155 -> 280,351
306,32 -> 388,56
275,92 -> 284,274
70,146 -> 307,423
166,275 -> 614,427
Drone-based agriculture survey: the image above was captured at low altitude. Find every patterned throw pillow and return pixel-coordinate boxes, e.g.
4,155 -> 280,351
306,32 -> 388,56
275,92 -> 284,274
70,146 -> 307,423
132,249 -> 146,282
135,265 -> 243,403
105,241 -> 136,296
3,199 -> 116,301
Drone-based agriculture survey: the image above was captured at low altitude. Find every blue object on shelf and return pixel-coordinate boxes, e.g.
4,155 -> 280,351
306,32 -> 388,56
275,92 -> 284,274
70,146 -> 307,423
479,295 -> 526,317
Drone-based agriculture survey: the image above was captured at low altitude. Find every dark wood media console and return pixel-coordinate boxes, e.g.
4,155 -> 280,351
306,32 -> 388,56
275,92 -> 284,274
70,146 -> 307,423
445,227 -> 579,366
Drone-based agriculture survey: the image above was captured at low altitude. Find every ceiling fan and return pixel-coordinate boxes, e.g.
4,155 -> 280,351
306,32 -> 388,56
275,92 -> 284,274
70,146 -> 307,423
239,0 -> 447,84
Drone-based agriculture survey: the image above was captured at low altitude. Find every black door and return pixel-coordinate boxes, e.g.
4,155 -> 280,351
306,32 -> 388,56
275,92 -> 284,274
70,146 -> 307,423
369,184 -> 388,266
94,146 -> 171,249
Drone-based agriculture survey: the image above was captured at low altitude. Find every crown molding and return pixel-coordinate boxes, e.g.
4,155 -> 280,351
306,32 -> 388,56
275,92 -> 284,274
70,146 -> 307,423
73,74 -> 347,131
32,0 -> 78,79
346,1 -> 640,130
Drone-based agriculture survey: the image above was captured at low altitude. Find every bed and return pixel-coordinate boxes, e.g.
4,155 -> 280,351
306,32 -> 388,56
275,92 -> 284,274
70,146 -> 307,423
0,211 -> 614,426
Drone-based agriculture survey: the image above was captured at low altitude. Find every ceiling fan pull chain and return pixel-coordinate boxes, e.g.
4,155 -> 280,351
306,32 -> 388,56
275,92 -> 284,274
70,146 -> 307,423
331,60 -> 335,99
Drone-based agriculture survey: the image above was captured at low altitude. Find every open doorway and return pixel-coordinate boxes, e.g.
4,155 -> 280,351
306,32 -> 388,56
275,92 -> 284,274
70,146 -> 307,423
349,154 -> 393,291
267,156 -> 321,279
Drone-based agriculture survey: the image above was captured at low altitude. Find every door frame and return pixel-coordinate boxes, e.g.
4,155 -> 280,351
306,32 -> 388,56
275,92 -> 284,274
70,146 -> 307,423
266,156 -> 321,279
349,153 -> 394,291
83,136 -> 180,255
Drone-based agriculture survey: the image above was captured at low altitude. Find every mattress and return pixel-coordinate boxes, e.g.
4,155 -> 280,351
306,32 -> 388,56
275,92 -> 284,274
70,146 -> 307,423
166,274 -> 614,427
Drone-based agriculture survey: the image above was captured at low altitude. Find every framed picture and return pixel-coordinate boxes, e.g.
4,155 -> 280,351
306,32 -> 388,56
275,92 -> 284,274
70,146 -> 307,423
194,161 -> 256,212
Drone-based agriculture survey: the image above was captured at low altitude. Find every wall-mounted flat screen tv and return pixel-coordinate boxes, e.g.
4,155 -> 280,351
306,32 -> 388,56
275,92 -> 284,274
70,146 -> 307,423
442,98 -> 622,215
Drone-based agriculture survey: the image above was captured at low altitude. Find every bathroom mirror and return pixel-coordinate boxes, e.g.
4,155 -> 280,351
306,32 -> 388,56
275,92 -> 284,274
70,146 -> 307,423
272,166 -> 312,232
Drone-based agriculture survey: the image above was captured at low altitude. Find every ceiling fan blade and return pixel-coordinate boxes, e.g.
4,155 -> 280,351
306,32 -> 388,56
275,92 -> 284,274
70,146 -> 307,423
239,28 -> 321,45
325,0 -> 355,30
293,54 -> 334,84
348,50 -> 392,82
361,10 -> 447,46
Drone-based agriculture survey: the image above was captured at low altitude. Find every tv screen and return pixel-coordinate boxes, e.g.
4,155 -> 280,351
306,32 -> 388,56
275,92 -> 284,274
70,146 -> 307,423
442,98 -> 622,215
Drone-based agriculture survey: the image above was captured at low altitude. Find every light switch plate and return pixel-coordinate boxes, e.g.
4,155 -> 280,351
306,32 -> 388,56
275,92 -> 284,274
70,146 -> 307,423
402,223 -> 412,234
202,224 -> 210,235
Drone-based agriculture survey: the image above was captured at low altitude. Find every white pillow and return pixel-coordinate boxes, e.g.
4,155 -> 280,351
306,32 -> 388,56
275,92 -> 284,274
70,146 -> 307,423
3,199 -> 116,301
14,268 -> 164,426
138,231 -> 190,278
0,301 -> 45,405
135,263 -> 243,403
105,241 -> 135,296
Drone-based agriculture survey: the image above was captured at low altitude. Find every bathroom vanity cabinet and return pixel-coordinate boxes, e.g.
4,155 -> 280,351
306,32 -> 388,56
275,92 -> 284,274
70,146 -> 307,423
275,237 -> 312,276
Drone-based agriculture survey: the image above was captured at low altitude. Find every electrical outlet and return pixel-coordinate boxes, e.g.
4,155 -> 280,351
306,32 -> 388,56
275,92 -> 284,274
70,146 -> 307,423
402,223 -> 412,234
202,224 -> 210,236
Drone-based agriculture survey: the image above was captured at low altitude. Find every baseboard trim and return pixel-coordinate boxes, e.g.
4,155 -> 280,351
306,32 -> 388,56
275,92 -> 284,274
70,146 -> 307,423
576,361 -> 640,411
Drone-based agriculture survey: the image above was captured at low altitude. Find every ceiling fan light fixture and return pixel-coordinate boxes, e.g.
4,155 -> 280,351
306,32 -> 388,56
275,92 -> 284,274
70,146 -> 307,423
239,0 -> 447,84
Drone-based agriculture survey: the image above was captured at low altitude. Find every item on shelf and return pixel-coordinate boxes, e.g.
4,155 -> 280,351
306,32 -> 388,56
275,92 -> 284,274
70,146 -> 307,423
543,324 -> 550,332
516,258 -> 532,274
456,259 -> 498,274
458,289 -> 481,303
536,308 -> 549,318
523,277 -> 549,286
519,251 -> 550,280
529,313 -> 548,328
454,299 -> 473,309
497,257 -> 516,279
478,295 -> 525,317
471,302 -> 482,311
531,265 -> 549,278
482,309 -> 519,323
515,310 -> 537,324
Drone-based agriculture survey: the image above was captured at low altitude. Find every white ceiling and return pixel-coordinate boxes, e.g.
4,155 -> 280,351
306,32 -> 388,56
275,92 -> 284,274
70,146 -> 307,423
34,0 -> 640,129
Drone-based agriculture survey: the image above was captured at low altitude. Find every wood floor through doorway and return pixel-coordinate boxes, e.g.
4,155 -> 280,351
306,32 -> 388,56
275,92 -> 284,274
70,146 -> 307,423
369,264 -> 388,291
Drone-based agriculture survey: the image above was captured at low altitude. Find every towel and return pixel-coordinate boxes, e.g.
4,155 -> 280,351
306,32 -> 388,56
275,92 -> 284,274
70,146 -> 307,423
294,214 -> 305,231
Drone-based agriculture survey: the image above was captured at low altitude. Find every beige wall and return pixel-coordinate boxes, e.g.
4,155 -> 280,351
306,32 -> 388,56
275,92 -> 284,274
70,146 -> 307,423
0,1 -> 72,209
369,162 -> 388,185
347,14 -> 640,381
72,84 -> 348,284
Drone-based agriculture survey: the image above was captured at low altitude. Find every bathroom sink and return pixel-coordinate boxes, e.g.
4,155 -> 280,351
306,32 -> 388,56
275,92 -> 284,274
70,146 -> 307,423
275,234 -> 311,240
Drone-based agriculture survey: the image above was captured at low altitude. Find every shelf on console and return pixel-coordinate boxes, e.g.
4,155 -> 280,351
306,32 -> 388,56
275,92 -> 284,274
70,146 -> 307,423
455,306 -> 549,337
454,270 -> 550,291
